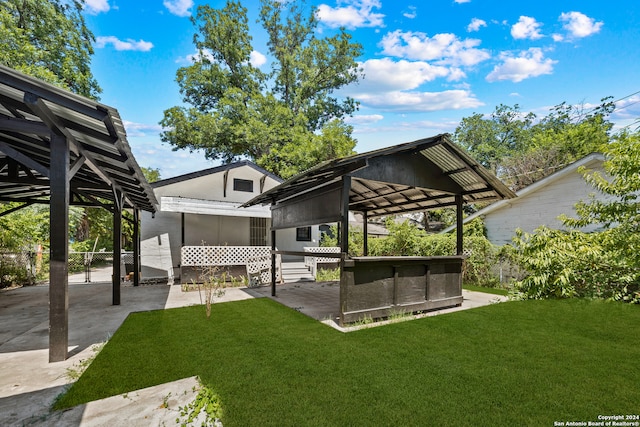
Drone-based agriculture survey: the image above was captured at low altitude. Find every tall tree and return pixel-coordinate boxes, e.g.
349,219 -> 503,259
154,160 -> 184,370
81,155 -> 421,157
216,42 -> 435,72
454,99 -> 614,191
160,0 -> 362,178
0,0 -> 101,99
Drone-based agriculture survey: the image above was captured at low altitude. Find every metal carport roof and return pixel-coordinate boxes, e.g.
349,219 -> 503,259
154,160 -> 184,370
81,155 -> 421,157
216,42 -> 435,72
0,65 -> 158,362
0,65 -> 157,212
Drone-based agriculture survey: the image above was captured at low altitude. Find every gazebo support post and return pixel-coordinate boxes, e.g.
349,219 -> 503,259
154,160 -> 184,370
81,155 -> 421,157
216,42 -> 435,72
271,228 -> 276,296
341,176 -> 351,255
456,194 -> 463,256
362,211 -> 369,256
49,132 -> 69,363
112,189 -> 123,305
133,209 -> 140,287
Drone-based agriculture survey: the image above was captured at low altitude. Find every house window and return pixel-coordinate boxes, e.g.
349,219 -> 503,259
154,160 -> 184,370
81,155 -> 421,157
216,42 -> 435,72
296,226 -> 312,242
233,178 -> 253,193
250,217 -> 267,246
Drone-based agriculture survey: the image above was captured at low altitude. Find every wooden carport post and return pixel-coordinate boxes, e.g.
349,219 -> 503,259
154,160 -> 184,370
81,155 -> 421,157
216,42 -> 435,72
49,132 -> 69,363
112,189 -> 123,305
133,209 -> 140,286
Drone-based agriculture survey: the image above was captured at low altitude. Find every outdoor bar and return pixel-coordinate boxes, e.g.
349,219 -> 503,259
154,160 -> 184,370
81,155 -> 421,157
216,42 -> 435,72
243,134 -> 515,325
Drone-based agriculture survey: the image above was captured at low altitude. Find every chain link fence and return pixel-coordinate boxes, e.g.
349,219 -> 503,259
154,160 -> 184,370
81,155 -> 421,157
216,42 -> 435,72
68,251 -> 134,283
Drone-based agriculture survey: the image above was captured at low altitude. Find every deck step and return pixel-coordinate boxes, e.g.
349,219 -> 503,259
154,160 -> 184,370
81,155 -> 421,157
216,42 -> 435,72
281,262 -> 315,282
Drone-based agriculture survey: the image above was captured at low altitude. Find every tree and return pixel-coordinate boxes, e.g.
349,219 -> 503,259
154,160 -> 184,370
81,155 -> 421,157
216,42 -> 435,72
454,99 -> 614,190
160,0 -> 362,178
512,130 -> 640,303
141,167 -> 161,183
0,0 -> 101,99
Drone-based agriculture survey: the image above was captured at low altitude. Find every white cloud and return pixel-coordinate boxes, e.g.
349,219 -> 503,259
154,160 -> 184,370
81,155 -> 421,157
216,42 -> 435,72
316,0 -> 384,29
250,51 -> 267,67
403,6 -> 417,19
612,95 -> 640,120
354,90 -> 483,112
358,58 -> 452,91
163,0 -> 193,17
454,0 -> 471,3
551,33 -> 564,42
84,0 -> 110,14
95,36 -> 154,52
486,48 -> 556,83
511,16 -> 543,40
467,18 -> 487,32
379,30 -> 490,66
344,114 -> 384,125
123,121 -> 163,138
560,11 -> 603,38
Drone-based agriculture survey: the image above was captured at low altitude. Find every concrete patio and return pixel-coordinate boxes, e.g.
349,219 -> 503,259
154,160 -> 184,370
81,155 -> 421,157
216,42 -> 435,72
0,277 -> 507,426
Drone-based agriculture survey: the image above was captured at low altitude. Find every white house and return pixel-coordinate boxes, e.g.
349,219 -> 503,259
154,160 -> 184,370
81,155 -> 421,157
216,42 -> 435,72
442,153 -> 608,246
140,161 -> 322,281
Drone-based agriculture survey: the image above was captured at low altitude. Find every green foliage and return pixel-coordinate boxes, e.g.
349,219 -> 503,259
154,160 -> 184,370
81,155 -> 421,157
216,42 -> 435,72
0,203 -> 49,250
176,381 -> 223,427
316,267 -> 340,282
160,0 -> 362,178
512,131 -> 640,303
140,167 -> 161,183
321,217 -> 500,287
0,0 -> 101,98
454,99 -> 614,191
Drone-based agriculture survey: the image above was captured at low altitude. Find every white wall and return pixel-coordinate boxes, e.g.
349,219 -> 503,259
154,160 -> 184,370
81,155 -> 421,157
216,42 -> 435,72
141,163 -> 315,279
484,162 -> 607,245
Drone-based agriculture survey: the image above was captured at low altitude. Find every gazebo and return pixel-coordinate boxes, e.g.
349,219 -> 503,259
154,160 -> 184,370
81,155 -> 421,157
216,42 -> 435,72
0,65 -> 157,361
243,134 -> 516,324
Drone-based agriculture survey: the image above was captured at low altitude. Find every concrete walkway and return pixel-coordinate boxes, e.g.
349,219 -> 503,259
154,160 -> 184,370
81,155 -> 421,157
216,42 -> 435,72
0,280 -> 507,426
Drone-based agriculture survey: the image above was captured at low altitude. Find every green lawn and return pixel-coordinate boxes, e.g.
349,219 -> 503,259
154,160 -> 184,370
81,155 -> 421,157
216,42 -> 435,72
55,298 -> 640,426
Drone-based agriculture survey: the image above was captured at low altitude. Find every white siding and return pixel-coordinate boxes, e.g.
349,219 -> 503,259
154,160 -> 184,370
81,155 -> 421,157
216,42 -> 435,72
141,163 -> 313,279
153,165 -> 280,203
484,163 -> 607,245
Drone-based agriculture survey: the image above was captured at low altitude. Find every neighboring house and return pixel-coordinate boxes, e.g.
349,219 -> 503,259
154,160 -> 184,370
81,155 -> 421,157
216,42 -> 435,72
140,161 -> 321,281
442,153 -> 608,246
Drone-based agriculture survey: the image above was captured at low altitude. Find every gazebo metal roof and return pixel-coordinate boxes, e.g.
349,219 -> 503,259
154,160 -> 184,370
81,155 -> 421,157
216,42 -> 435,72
0,65 -> 157,212
243,133 -> 515,218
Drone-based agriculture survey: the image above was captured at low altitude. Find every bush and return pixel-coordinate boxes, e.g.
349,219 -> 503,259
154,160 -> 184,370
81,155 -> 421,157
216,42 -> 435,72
511,227 -> 640,303
321,217 -> 503,287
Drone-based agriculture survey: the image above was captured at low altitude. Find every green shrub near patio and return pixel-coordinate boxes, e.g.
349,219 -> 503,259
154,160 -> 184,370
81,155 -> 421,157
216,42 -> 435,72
55,298 -> 640,426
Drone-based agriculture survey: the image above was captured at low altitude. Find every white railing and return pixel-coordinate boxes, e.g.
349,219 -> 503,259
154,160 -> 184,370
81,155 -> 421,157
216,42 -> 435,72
303,246 -> 341,279
181,246 -> 281,285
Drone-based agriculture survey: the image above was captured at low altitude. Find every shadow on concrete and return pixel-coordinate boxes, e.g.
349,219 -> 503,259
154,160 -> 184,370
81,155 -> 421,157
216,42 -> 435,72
0,282 -> 171,355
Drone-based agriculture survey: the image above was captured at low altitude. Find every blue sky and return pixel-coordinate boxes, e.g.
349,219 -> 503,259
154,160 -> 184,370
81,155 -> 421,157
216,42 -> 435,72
81,0 -> 640,179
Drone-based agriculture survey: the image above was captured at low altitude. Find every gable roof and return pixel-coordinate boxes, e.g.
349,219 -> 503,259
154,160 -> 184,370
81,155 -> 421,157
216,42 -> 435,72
243,134 -> 516,218
0,65 -> 157,212
440,152 -> 605,233
151,160 -> 282,188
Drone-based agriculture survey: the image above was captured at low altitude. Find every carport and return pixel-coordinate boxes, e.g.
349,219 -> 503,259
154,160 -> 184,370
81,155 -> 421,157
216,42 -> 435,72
243,134 -> 516,324
0,65 -> 157,361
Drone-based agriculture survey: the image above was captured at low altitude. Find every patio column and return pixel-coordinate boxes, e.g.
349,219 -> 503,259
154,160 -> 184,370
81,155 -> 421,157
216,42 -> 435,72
341,176 -> 351,255
362,211 -> 369,256
271,228 -> 276,296
456,194 -> 463,256
112,189 -> 123,305
133,209 -> 140,287
49,132 -> 69,363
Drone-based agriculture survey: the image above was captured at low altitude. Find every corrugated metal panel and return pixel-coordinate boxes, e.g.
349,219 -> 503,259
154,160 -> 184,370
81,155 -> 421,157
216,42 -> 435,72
242,134 -> 516,221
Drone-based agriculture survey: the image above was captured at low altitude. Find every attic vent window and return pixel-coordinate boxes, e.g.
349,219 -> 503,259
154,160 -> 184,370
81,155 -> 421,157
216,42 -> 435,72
233,178 -> 254,193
